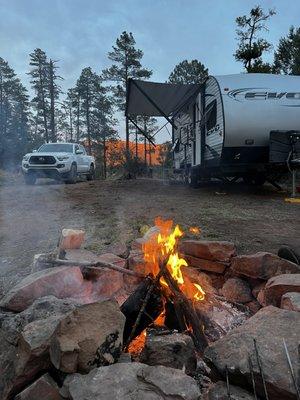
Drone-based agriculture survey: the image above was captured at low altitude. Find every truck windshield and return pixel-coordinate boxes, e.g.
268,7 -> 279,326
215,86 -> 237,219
38,144 -> 74,153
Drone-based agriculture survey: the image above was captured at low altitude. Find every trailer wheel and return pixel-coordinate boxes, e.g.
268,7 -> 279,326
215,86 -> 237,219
243,174 -> 266,186
188,169 -> 199,188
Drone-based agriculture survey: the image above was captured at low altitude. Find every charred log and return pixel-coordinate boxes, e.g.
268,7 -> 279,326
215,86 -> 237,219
121,276 -> 164,345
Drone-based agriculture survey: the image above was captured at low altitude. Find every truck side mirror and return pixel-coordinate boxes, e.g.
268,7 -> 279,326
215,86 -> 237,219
76,150 -> 84,155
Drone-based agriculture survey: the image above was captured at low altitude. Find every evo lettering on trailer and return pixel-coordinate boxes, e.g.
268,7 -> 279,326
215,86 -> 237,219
227,88 -> 300,104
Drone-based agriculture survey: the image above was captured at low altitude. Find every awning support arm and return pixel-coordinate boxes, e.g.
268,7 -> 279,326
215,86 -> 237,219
130,79 -> 176,129
127,116 -> 156,147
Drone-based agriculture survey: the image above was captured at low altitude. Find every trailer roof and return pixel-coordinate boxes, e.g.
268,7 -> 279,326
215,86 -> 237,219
126,79 -> 201,118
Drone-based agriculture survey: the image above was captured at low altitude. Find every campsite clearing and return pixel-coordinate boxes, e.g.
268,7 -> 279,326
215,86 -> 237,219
0,176 -> 299,296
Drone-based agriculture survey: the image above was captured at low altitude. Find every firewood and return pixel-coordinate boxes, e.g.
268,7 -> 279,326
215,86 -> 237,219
51,258 -> 144,278
121,274 -> 164,347
158,258 -> 208,353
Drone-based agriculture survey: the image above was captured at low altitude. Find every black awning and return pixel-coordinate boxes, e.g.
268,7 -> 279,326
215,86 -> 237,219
125,79 -> 201,118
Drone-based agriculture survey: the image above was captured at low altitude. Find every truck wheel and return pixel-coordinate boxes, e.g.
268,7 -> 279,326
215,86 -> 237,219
87,164 -> 95,181
24,173 -> 36,185
65,163 -> 77,184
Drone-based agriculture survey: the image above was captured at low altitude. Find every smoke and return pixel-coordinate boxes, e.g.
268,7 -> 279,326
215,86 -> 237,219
0,172 -> 88,297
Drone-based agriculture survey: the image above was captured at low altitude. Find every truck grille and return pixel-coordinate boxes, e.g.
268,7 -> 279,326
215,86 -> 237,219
29,155 -> 56,165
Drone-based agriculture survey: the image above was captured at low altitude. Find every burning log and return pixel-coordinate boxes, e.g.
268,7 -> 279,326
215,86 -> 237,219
158,258 -> 208,353
121,275 -> 164,346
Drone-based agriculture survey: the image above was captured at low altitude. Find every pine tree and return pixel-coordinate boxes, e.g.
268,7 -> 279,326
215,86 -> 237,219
234,6 -> 276,72
273,26 -> 300,75
48,59 -> 63,142
168,60 -> 208,84
0,58 -> 30,167
28,48 -> 50,142
102,31 -> 152,152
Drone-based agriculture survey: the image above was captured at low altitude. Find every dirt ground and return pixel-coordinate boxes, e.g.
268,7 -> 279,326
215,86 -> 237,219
0,175 -> 299,297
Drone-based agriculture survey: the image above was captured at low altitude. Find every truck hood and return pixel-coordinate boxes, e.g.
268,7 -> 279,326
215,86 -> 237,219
24,152 -> 72,157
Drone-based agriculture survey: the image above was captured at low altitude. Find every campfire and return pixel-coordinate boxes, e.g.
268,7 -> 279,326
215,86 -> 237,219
123,217 -> 208,354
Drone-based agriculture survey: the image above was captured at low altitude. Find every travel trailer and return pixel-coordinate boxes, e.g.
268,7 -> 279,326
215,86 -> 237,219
126,74 -> 300,186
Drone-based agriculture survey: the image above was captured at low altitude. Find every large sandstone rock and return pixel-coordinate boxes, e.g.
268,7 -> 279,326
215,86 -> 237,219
59,228 -> 85,250
0,267 -> 89,312
180,240 -> 236,262
259,274 -> 300,306
281,292 -> 300,312
231,252 -> 300,280
221,278 -> 253,304
140,330 -> 197,375
63,362 -> 201,400
15,373 -> 62,400
184,254 -> 228,274
0,296 -> 78,400
204,306 -> 300,400
205,381 -> 256,400
50,299 -> 125,373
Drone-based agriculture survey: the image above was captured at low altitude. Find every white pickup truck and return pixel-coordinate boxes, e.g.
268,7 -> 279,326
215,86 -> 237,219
22,142 -> 95,185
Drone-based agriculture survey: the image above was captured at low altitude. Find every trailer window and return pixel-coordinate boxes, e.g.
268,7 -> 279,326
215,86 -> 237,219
205,100 -> 217,133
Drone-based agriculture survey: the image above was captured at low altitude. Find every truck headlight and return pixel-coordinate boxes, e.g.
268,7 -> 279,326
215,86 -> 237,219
23,155 -> 29,161
57,156 -> 70,161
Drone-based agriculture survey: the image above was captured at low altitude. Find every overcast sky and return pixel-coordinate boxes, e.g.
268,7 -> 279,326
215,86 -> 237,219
0,0 -> 299,142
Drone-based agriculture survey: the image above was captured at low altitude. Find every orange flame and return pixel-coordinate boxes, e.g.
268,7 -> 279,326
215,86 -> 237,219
142,217 -> 205,302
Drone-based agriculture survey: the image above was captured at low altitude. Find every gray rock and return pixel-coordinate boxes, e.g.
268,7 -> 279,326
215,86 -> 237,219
204,306 -> 300,400
221,278 -> 253,304
15,373 -> 62,400
63,362 -> 201,400
140,330 -> 197,375
50,299 -> 125,373
0,296 -> 78,400
281,292 -> 300,312
231,252 -> 300,280
206,381 -> 256,399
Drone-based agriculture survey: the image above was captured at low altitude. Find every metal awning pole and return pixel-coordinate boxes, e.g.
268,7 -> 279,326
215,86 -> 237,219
127,116 -> 156,147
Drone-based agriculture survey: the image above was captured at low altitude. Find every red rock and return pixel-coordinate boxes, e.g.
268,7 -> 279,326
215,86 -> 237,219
281,292 -> 300,311
15,373 -> 62,400
180,240 -> 236,263
221,278 -> 253,304
182,267 -> 216,295
259,274 -> 300,306
59,229 -> 85,250
231,252 -> 300,280
252,282 -> 266,299
0,267 -> 86,312
184,254 -> 228,274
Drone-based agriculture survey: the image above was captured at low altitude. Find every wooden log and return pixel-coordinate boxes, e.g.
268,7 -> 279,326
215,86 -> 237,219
51,258 -> 144,278
121,275 -> 164,346
159,259 -> 208,353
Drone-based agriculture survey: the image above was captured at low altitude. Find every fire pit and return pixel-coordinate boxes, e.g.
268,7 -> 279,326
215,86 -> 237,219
0,223 -> 299,400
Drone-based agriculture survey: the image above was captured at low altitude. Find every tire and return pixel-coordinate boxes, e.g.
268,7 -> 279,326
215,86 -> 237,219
65,163 -> 77,184
24,173 -> 36,185
243,174 -> 266,186
86,164 -> 95,181
187,168 -> 199,188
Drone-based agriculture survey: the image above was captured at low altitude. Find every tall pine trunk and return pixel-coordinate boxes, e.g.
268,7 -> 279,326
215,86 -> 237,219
38,62 -> 48,142
49,60 -> 56,142
86,84 -> 91,154
76,95 -> 80,142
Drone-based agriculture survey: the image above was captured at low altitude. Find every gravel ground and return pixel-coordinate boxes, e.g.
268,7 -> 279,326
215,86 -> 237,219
0,175 -> 299,297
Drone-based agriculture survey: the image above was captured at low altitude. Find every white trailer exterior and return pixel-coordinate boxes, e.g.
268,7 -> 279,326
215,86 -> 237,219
173,73 -> 300,184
